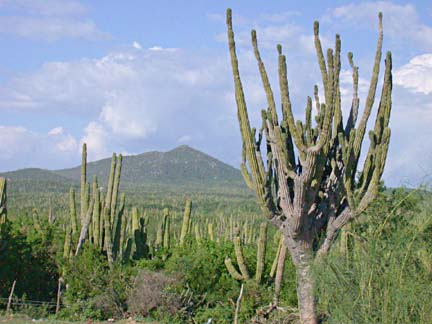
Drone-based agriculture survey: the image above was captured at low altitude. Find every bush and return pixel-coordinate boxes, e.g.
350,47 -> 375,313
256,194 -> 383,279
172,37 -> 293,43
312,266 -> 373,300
127,270 -> 182,318
60,246 -> 134,320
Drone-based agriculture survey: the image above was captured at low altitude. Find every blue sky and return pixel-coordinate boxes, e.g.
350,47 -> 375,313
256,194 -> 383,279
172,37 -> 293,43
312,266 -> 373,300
0,0 -> 431,187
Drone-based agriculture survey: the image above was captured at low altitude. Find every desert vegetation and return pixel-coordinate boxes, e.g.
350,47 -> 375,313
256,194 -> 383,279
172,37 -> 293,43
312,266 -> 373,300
0,6 -> 431,324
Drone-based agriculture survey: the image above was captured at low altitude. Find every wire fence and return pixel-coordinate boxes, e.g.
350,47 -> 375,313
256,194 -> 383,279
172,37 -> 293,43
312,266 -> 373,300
0,297 -> 60,309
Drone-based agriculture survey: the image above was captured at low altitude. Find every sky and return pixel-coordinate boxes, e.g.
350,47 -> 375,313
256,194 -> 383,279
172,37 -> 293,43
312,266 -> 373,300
0,0 -> 431,187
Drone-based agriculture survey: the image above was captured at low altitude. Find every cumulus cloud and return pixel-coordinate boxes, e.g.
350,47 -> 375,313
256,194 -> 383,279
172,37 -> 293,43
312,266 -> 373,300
327,1 -> 432,50
48,126 -> 64,136
0,125 -> 78,171
394,54 -> 432,95
0,0 -> 86,16
132,41 -> 142,50
0,0 -> 108,41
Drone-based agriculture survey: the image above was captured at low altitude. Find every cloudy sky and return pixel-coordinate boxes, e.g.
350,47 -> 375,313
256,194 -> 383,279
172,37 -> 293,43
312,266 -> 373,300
0,0 -> 431,187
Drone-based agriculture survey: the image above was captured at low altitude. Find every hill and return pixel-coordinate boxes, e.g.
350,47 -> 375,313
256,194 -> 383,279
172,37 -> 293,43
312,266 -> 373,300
1,145 -> 246,192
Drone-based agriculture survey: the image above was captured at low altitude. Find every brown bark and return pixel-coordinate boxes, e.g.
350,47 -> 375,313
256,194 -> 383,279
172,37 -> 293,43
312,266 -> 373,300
296,260 -> 317,324
285,236 -> 317,324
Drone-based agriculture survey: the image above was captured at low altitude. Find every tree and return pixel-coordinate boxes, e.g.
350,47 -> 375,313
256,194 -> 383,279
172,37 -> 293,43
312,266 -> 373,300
226,8 -> 392,324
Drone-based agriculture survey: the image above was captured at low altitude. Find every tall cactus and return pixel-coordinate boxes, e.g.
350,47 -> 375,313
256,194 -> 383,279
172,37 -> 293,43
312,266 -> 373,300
0,178 -> 7,227
163,208 -> 170,249
80,143 -> 88,225
226,9 -> 392,323
180,198 -> 192,246
69,188 -> 78,239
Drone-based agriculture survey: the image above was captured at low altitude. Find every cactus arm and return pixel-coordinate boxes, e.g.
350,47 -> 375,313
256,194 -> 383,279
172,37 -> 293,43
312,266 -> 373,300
233,233 -> 250,280
225,258 -> 244,280
353,13 -> 384,163
227,9 -> 276,220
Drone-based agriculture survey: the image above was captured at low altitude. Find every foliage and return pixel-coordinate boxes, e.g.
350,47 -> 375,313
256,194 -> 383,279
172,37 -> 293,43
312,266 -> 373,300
315,188 -> 432,324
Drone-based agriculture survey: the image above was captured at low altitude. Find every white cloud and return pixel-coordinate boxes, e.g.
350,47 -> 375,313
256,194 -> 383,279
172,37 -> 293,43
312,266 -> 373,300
0,125 -> 78,171
132,41 -> 142,49
328,1 -> 432,50
394,54 -> 432,95
80,122 -> 109,161
0,0 -> 108,41
0,0 -> 86,16
48,126 -> 64,136
177,135 -> 191,143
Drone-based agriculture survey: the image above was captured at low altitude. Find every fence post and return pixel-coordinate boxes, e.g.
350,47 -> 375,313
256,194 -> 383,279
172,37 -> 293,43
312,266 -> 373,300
6,280 -> 16,313
55,277 -> 64,314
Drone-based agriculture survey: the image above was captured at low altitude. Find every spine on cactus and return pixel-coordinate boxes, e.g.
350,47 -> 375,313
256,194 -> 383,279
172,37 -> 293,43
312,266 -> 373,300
180,198 -> 192,246
80,143 -> 87,226
255,222 -> 268,283
0,178 -> 7,226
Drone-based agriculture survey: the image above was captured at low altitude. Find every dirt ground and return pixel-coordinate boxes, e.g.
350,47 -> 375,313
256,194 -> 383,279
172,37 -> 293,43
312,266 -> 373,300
0,315 -> 159,324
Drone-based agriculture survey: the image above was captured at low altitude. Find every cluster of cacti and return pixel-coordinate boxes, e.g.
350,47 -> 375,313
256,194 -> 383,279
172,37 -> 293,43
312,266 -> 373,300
226,8 -> 392,323
225,222 -> 268,284
63,144 -> 150,265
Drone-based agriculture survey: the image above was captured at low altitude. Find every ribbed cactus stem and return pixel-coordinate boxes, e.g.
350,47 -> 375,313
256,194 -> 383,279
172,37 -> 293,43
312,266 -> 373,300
113,193 -> 125,256
208,223 -> 214,241
234,234 -> 250,280
194,224 -> 201,244
225,258 -> 244,280
80,143 -> 87,225
104,207 -> 114,265
274,241 -> 287,305
75,197 -> 95,256
163,208 -> 170,249
105,154 -> 116,213
270,236 -> 283,278
180,199 -> 192,246
255,222 -> 268,283
63,225 -> 72,258
110,154 -> 122,224
69,188 -> 78,237
0,178 -> 7,226
92,177 -> 100,248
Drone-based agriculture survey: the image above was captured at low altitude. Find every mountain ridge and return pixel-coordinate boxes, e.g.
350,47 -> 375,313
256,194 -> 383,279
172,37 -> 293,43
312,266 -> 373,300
0,145 -> 246,190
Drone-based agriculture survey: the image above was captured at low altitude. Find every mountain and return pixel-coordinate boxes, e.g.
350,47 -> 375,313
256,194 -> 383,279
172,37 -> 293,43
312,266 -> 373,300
1,145 -> 245,191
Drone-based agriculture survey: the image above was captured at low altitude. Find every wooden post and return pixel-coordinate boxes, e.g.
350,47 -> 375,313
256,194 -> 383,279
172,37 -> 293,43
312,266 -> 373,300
56,277 -> 63,314
234,283 -> 244,324
6,280 -> 16,313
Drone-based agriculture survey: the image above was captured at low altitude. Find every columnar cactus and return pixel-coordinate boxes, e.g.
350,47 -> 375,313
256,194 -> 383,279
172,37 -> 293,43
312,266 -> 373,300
163,208 -> 170,249
0,178 -> 7,227
226,9 -> 392,323
225,222 -> 268,284
69,188 -> 78,239
80,143 -> 88,225
180,198 -> 192,246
